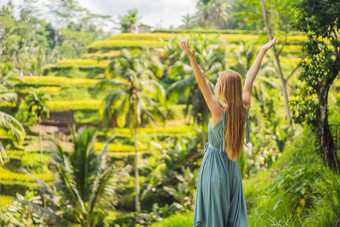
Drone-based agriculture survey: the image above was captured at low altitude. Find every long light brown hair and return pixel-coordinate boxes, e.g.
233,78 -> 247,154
215,69 -> 246,161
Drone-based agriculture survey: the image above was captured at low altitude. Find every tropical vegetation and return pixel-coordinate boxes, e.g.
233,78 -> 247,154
0,0 -> 339,226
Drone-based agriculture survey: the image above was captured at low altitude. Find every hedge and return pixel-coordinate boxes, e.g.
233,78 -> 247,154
0,181 -> 39,197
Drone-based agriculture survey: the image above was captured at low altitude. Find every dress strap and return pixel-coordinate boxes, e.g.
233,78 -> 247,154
245,110 -> 250,143
221,109 -> 226,154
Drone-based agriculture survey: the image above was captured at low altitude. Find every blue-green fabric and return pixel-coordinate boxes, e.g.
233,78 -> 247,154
193,109 -> 249,227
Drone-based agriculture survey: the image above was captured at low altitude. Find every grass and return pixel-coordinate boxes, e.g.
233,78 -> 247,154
56,59 -> 109,67
153,124 -> 340,227
109,33 -> 307,43
0,167 -> 54,182
38,86 -> 62,94
0,195 -> 14,206
94,142 -> 148,153
88,39 -> 162,51
149,211 -> 194,227
82,50 -> 120,59
23,76 -> 99,86
109,125 -> 195,135
47,100 -> 101,110
89,33 -> 306,52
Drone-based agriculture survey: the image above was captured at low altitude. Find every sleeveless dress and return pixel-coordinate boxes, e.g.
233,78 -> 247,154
193,109 -> 249,227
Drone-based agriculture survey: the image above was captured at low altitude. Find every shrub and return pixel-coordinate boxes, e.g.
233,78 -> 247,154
0,181 -> 39,197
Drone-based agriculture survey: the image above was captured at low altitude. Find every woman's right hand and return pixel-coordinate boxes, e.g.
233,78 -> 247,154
180,41 -> 196,57
261,37 -> 278,52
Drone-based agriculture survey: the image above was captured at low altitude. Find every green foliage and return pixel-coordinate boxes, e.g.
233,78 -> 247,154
25,89 -> 50,120
0,180 -> 39,197
304,168 -> 340,226
139,136 -> 201,224
243,124 -> 340,226
119,9 -> 140,33
0,63 -> 25,160
88,39 -> 162,52
97,48 -> 165,128
290,85 -> 319,124
0,112 -> 25,146
104,212 -> 136,227
153,29 -> 257,34
22,75 -> 99,86
270,164 -> 318,213
21,153 -> 50,174
165,34 -> 226,133
6,126 -> 132,226
291,0 -> 340,125
57,28 -> 106,59
149,211 -> 193,227
5,190 -> 46,226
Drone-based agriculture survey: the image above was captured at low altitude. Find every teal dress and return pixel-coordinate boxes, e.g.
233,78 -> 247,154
193,109 -> 249,227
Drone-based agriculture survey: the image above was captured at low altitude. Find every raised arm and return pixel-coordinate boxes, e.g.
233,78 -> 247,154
242,38 -> 278,110
180,41 -> 221,116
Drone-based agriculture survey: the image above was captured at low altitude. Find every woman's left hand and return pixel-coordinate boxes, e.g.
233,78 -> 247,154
261,37 -> 278,52
180,41 -> 195,57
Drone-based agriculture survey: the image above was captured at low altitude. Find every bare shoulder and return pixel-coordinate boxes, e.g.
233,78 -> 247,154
211,103 -> 225,126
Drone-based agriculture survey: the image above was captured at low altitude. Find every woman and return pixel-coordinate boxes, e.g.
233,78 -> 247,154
180,37 -> 277,227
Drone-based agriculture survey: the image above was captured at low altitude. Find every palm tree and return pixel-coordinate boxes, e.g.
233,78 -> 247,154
51,126 -> 114,226
17,126 -> 132,226
181,14 -> 196,29
166,34 -> 226,146
195,0 -> 231,29
25,89 -> 50,181
0,63 -> 25,164
96,49 -> 165,221
119,9 -> 141,33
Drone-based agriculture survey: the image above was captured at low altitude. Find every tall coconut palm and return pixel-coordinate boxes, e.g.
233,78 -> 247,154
96,48 -> 165,221
25,89 -> 50,181
166,34 -> 226,146
0,63 -> 25,164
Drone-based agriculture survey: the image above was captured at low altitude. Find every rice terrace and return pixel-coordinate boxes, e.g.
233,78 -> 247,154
0,0 -> 339,226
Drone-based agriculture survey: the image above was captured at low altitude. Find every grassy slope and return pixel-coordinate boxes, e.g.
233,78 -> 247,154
152,121 -> 340,226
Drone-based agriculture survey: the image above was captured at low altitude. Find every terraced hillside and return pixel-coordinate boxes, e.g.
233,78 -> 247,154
1,31 -> 307,212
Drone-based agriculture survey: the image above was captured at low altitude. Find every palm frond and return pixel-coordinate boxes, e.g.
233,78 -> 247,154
166,76 -> 195,103
102,89 -> 126,121
88,135 -> 115,214
14,197 -> 67,225
0,92 -> 17,103
0,111 -> 25,144
50,142 -> 87,216
95,79 -> 123,91
69,126 -> 98,202
19,168 -> 56,196
116,96 -> 130,128
0,141 -> 7,164
141,80 -> 166,105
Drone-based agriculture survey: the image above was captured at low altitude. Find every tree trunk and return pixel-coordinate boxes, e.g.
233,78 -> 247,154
134,116 -> 140,221
39,118 -> 44,182
318,83 -> 340,171
260,0 -> 292,127
39,117 -> 46,208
